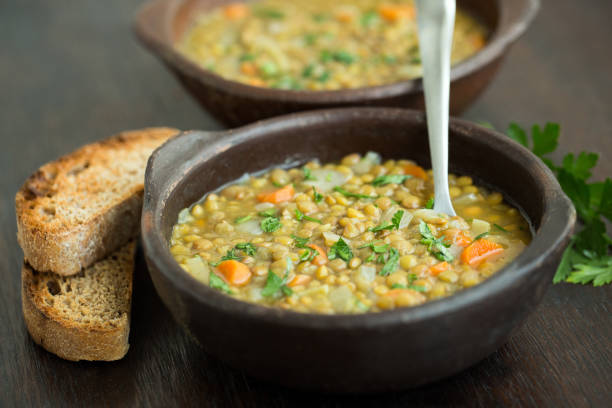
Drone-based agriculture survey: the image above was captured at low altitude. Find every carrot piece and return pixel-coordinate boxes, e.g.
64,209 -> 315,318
461,239 -> 504,266
378,4 -> 415,22
404,163 -> 428,180
216,260 -> 252,286
256,184 -> 295,204
429,261 -> 449,276
307,244 -> 328,266
223,3 -> 248,20
288,274 -> 312,288
336,11 -> 353,23
442,229 -> 472,247
248,78 -> 265,87
240,61 -> 257,76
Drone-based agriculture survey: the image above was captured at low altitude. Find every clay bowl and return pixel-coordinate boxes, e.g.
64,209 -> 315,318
134,0 -> 539,126
141,108 -> 575,392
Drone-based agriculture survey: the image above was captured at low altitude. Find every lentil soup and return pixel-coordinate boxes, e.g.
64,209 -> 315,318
178,0 -> 487,90
169,153 -> 530,314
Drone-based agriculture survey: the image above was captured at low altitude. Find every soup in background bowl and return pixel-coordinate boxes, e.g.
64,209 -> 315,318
178,0 -> 487,90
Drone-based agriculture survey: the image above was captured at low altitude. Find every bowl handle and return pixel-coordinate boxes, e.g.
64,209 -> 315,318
144,130 -> 226,203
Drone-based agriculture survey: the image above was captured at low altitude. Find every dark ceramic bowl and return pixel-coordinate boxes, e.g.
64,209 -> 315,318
134,0 -> 539,126
141,108 -> 575,393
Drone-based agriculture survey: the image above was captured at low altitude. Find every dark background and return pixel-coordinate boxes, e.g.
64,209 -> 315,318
1,0 -> 611,406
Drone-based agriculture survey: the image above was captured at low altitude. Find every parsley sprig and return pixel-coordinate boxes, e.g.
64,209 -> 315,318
507,123 -> 612,286
369,210 -> 404,232
294,208 -> 322,224
371,174 -> 410,187
419,221 -> 454,262
328,237 -> 353,262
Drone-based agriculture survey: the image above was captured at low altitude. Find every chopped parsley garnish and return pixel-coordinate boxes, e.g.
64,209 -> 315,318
425,198 -> 435,209
379,248 -> 400,276
291,234 -> 309,248
235,242 -> 257,257
209,273 -> 232,294
473,232 -> 489,241
328,237 -> 353,262
370,210 -> 404,232
220,248 -> 241,262
313,187 -> 323,203
358,241 -> 389,253
261,216 -> 282,233
234,214 -> 253,224
262,268 -> 293,297
371,174 -> 410,187
360,10 -> 379,27
299,248 -> 317,263
255,8 -> 285,19
493,223 -> 508,232
239,54 -> 255,62
294,208 -> 322,224
390,283 -> 426,292
258,208 -> 277,217
303,167 -> 317,181
419,221 -> 454,262
505,122 -> 612,286
333,186 -> 376,200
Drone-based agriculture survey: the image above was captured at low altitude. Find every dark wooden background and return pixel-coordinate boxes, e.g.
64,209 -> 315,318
1,0 -> 611,406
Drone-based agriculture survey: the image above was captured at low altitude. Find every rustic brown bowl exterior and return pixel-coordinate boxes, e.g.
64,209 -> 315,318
133,0 -> 539,126
141,108 -> 575,393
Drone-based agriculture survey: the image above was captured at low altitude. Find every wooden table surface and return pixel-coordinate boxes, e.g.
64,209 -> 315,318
1,0 -> 611,406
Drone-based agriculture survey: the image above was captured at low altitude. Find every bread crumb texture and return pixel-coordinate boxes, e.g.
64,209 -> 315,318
16,127 -> 178,231
25,242 -> 134,330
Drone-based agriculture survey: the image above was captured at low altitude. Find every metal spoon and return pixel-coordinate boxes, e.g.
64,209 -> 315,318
415,0 -> 456,216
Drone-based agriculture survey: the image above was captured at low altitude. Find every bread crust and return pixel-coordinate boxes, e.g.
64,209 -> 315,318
21,247 -> 134,361
15,127 -> 178,275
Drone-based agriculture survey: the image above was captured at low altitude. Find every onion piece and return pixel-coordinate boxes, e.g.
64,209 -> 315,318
357,265 -> 377,283
352,151 -> 381,175
185,256 -> 210,284
328,286 -> 355,313
303,169 -> 349,192
413,209 -> 449,224
235,219 -> 263,235
381,206 -> 413,229
322,231 -> 351,247
255,202 -> 275,212
471,219 -> 491,237
453,193 -> 479,205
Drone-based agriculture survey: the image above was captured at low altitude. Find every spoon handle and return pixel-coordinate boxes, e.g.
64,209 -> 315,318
415,0 -> 456,216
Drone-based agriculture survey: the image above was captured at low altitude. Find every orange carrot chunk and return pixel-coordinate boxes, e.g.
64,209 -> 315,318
404,163 -> 428,180
256,184 -> 295,204
307,244 -> 328,266
240,61 -> 257,76
288,274 -> 312,288
216,260 -> 252,286
461,239 -> 504,266
378,4 -> 415,22
223,3 -> 249,20
429,261 -> 449,276
442,229 -> 472,247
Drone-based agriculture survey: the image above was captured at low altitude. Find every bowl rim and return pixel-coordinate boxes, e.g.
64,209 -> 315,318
133,0 -> 540,104
142,107 -> 575,330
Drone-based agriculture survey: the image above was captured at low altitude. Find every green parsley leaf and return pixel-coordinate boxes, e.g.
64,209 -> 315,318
567,256 -> 612,286
209,273 -> 232,294
391,210 -> 404,230
294,208 -> 322,224
262,262 -> 293,297
473,232 -> 489,241
255,8 -> 284,19
531,123 -> 560,158
291,234 -> 309,248
379,248 -> 399,276
234,214 -> 253,224
390,283 -> 406,289
408,285 -> 427,292
333,186 -> 375,199
239,54 -> 255,62
419,221 -> 454,262
361,10 -> 379,27
261,216 -> 282,233
493,223 -> 508,233
258,208 -> 277,218
313,187 -> 323,203
425,198 -> 435,209
371,174 -> 409,187
303,167 -> 317,181
235,243 -> 256,257
507,123 -> 528,147
358,241 -> 389,253
562,152 -> 598,181
299,247 -> 317,263
328,238 -> 353,262
220,248 -> 241,262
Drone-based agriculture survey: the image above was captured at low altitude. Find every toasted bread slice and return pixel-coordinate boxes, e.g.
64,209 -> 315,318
22,242 -> 135,361
16,127 -> 178,275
